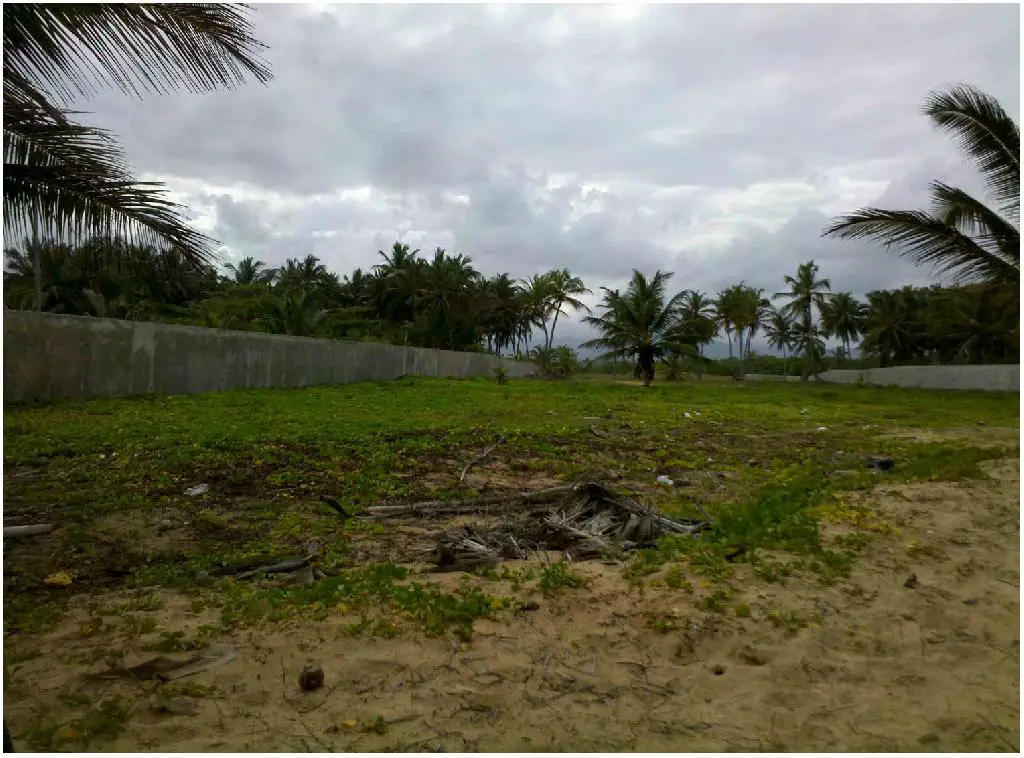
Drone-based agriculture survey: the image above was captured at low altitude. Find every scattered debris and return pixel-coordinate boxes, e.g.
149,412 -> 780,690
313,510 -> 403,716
655,475 -> 674,486
89,644 -> 237,682
710,664 -> 726,676
684,412 -> 692,419
3,523 -> 55,538
44,571 -> 74,587
319,496 -> 352,520
149,694 -> 201,716
816,426 -> 828,432
904,573 -> 918,589
519,601 -> 540,612
235,544 -> 320,580
924,631 -> 945,645
962,598 -> 978,606
367,481 -> 707,571
867,455 -> 895,472
299,663 -> 325,692
458,435 -> 506,486
724,544 -> 746,562
184,484 -> 210,497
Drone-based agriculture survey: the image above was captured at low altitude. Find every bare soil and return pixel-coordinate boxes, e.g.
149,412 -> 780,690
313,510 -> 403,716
5,457 -> 1019,752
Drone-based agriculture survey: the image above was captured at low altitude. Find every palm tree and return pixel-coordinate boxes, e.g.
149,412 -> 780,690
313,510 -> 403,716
763,309 -> 798,377
542,268 -> 591,351
582,269 -> 691,387
774,261 -> 832,380
823,84 -> 1019,284
3,4 -> 272,267
820,291 -> 866,363
224,256 -> 274,285
416,249 -> 480,350
861,290 -> 910,368
258,290 -> 327,337
679,289 -> 717,322
520,274 -> 554,354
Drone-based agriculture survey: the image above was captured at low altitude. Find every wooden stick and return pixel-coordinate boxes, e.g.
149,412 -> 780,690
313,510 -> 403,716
542,515 -> 612,550
458,434 -> 506,485
361,484 -> 576,519
3,524 -> 55,538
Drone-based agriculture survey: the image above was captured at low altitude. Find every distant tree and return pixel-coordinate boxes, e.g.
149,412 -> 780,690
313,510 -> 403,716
763,309 -> 798,377
582,269 -> 693,387
774,261 -> 832,380
224,256 -> 274,285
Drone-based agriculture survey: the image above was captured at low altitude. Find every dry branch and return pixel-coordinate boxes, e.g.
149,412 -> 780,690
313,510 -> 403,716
3,523 -> 55,538
458,435 -> 506,486
361,484 -> 575,519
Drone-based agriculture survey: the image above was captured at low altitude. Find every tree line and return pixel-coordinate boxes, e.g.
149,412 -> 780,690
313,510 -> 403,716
4,239 -> 1017,383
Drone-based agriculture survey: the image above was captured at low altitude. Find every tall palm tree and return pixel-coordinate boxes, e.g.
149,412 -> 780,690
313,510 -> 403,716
763,309 -> 798,378
678,289 -> 717,322
823,84 -> 1019,284
520,273 -> 554,353
542,268 -> 591,351
820,291 -> 866,363
3,4 -> 272,266
774,260 -> 832,380
582,269 -> 691,387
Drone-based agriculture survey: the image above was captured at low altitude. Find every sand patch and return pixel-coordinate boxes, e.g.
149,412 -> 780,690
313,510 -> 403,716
5,460 -> 1019,752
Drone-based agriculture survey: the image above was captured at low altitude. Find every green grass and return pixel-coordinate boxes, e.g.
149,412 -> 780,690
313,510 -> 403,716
3,376 -> 1018,639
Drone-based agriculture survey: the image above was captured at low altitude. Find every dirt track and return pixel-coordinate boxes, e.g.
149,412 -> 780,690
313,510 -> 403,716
6,453 -> 1019,752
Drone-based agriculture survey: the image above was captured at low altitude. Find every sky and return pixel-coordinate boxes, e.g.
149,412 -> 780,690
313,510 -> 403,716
72,2 -> 1020,347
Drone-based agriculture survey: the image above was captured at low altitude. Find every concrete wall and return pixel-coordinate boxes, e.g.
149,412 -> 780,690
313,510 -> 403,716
3,311 -> 536,403
817,365 -> 1019,392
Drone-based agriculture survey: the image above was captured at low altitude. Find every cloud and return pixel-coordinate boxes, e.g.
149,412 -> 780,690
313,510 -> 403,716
65,3 -> 1018,335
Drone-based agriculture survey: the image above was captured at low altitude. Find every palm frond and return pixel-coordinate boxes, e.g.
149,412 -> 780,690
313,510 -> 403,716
923,84 -> 1020,220
3,4 -> 272,106
3,96 -> 215,265
929,181 -> 1019,262
823,208 -> 1018,284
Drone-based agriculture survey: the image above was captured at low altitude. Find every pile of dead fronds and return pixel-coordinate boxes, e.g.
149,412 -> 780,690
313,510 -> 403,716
362,481 -> 708,572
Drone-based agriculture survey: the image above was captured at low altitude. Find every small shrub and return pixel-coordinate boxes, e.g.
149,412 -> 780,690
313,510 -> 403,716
492,365 -> 508,385
695,588 -> 731,614
538,562 -> 588,592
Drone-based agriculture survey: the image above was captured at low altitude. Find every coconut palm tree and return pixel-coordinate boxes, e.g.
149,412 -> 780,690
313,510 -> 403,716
763,309 -> 798,377
542,268 -> 591,351
3,4 -> 272,267
679,289 -> 717,322
224,256 -> 274,286
774,261 -> 832,380
860,290 -> 911,368
823,84 -> 1019,284
820,291 -> 867,363
581,269 -> 691,387
520,273 -> 554,354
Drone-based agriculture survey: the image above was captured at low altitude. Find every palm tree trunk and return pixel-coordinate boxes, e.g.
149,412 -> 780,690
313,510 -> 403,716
31,212 -> 43,312
547,306 -> 561,351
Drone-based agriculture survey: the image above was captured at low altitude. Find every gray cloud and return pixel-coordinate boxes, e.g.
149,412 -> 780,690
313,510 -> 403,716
68,3 -> 1019,334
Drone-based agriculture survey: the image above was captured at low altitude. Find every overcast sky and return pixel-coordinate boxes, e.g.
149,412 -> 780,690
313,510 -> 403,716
75,2 -> 1019,340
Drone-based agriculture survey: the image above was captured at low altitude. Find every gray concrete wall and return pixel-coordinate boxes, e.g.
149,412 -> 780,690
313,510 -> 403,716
3,311 -> 536,403
817,365 -> 1019,392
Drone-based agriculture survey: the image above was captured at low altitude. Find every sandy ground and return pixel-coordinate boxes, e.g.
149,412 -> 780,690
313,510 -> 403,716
5,458 -> 1020,752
